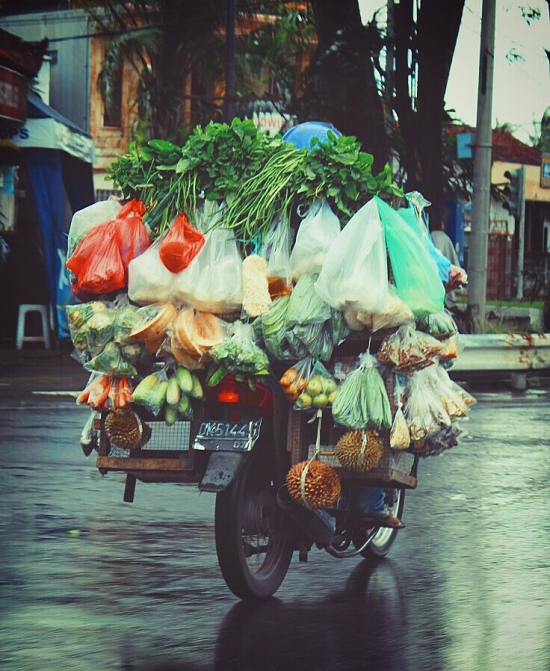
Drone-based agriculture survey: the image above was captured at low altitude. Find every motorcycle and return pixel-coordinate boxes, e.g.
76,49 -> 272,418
94,344 -> 418,601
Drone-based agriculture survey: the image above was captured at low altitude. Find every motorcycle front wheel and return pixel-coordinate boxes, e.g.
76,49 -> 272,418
214,445 -> 294,600
353,488 -> 406,558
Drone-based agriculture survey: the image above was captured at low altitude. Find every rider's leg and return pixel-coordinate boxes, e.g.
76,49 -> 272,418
357,486 -> 386,515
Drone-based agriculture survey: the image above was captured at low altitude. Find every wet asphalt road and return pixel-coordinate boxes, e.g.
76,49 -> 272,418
0,392 -> 549,671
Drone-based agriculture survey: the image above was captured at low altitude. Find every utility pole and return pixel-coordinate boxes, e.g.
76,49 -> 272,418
515,164 -> 526,299
466,0 -> 496,333
225,0 -> 237,123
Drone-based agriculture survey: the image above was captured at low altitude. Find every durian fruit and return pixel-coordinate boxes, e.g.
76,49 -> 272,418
336,429 -> 383,472
286,460 -> 341,509
104,409 -> 151,450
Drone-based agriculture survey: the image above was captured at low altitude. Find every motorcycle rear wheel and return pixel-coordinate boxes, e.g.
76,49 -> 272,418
353,488 -> 406,558
215,445 -> 294,600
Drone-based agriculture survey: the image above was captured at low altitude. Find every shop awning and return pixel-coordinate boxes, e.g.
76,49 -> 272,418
12,92 -> 94,164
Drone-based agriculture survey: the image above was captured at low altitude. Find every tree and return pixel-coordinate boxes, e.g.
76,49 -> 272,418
394,0 -> 466,228
76,0 -> 228,143
305,0 -> 466,226
299,0 -> 390,173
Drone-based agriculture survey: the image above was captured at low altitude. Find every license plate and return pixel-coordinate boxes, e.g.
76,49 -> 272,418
193,419 -> 262,452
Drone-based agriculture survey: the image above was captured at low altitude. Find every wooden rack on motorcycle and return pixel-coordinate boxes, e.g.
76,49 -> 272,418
67,121 -> 474,599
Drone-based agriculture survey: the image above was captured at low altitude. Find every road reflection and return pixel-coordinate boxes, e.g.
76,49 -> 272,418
214,559 -> 408,671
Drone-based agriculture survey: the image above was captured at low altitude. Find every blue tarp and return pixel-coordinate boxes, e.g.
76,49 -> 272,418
21,96 -> 95,338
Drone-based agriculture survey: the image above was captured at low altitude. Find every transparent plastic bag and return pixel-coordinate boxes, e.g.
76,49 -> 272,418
315,198 -> 388,312
377,321 -> 443,374
352,286 -> 414,333
84,341 -> 138,376
208,321 -> 270,382
375,196 -> 445,315
286,274 -> 331,327
398,191 -> 451,283
279,356 -> 337,410
416,309 -> 458,340
403,369 -> 452,442
83,306 -> 117,357
259,295 -> 293,360
427,364 -> 475,420
171,228 -> 243,313
285,274 -> 336,361
112,295 -> 142,346
261,214 -> 292,298
389,404 -> 411,449
331,353 -> 392,429
289,200 -> 341,281
128,239 -> 176,305
131,369 -> 169,417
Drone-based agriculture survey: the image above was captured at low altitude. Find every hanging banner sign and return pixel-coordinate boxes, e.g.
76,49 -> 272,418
0,66 -> 27,123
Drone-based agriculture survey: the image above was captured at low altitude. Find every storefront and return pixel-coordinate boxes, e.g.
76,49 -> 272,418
0,30 -> 95,344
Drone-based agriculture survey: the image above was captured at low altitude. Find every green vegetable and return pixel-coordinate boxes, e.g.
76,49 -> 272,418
189,375 -> 204,400
147,380 -> 168,416
332,354 -> 391,429
85,308 -> 117,356
166,376 -> 181,407
84,341 -> 137,376
175,366 -> 194,394
114,305 -> 142,345
209,322 -> 271,380
296,133 -> 403,218
416,310 -> 458,339
131,374 -> 159,404
177,394 -> 192,420
106,119 -> 402,243
66,301 -> 108,330
260,295 -> 292,360
206,363 -> 228,388
120,342 -> 143,364
164,404 -> 178,426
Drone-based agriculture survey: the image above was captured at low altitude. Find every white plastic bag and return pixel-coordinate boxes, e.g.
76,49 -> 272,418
68,199 -> 122,257
261,214 -> 292,294
314,198 -> 388,312
289,201 -> 341,280
128,239 -> 176,305
171,228 -> 243,313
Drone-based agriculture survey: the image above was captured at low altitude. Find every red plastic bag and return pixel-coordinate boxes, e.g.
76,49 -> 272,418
158,213 -> 205,273
114,199 -> 151,267
67,219 -> 126,294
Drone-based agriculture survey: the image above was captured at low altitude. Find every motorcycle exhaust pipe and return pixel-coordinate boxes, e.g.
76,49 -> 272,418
277,485 -> 335,547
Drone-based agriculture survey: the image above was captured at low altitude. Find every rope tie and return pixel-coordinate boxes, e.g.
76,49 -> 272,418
358,428 -> 367,469
300,409 -> 323,508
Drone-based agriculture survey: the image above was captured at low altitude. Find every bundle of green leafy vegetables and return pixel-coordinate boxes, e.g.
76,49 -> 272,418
106,118 -> 402,243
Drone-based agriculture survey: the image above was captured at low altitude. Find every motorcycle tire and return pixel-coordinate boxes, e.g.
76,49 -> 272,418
214,444 -> 294,600
353,488 -> 406,559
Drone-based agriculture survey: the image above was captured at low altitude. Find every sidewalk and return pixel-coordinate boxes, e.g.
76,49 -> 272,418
0,347 -> 89,408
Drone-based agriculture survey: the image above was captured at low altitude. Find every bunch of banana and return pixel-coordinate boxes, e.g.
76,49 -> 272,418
132,365 -> 203,425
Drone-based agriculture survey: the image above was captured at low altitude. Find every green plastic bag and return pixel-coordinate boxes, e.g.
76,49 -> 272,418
375,196 -> 445,315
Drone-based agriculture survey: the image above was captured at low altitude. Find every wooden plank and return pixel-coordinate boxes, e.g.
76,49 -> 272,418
287,409 -> 303,464
97,456 -> 193,471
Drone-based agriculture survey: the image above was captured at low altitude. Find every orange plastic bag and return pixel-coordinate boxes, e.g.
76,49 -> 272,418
159,213 -> 205,273
115,199 -> 151,267
67,219 -> 126,294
